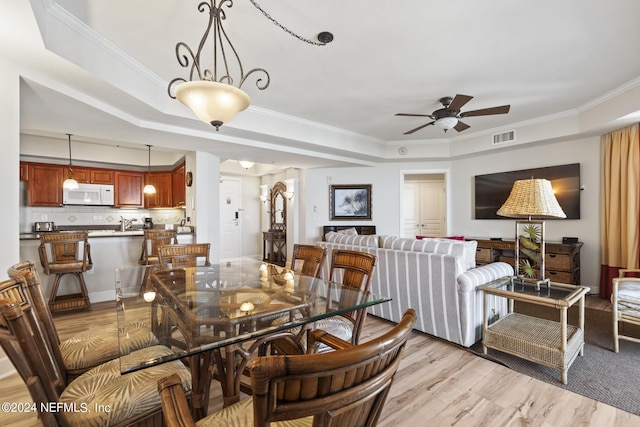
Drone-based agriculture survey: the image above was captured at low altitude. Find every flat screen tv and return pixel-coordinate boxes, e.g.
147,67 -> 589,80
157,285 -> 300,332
474,163 -> 581,219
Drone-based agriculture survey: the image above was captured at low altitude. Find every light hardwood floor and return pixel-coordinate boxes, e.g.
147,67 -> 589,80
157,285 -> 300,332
1,296 -> 638,426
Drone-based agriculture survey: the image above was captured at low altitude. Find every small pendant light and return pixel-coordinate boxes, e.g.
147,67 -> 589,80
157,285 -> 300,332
143,145 -> 156,194
62,134 -> 79,190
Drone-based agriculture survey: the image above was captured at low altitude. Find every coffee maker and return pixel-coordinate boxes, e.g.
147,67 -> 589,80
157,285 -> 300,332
143,218 -> 153,229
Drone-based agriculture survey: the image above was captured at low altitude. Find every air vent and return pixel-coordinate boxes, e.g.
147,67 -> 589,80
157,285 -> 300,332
492,130 -> 516,145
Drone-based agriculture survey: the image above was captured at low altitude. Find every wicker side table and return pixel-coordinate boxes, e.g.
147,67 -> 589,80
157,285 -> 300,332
479,277 -> 589,384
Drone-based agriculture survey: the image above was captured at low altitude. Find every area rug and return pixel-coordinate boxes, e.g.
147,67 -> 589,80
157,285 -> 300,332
470,302 -> 640,415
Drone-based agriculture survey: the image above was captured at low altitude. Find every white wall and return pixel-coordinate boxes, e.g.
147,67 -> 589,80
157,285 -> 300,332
452,136 -> 600,291
304,161 -> 453,242
0,52 -> 21,379
305,136 -> 601,292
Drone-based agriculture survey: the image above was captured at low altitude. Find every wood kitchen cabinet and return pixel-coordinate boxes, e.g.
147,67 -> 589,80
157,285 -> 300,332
114,171 -> 144,208
72,167 -> 114,184
144,172 -> 173,208
19,162 -> 28,181
172,163 -> 186,207
27,164 -> 64,206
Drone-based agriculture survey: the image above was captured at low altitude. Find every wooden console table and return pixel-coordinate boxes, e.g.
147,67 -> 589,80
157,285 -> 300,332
472,238 -> 582,285
263,231 -> 286,266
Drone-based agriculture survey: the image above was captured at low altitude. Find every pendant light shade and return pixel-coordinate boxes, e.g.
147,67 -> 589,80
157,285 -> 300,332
143,145 -> 156,195
62,134 -> 79,190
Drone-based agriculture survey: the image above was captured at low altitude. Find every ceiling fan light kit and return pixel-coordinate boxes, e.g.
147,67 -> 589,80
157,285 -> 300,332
435,116 -> 458,131
395,94 -> 511,135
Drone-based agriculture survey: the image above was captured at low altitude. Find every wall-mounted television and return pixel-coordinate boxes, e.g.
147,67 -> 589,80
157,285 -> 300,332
474,163 -> 581,219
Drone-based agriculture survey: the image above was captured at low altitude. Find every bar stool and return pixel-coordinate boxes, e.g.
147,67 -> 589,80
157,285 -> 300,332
38,231 -> 93,313
139,229 -> 178,291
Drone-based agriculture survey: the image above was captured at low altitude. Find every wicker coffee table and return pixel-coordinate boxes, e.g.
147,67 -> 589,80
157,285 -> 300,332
479,277 -> 589,384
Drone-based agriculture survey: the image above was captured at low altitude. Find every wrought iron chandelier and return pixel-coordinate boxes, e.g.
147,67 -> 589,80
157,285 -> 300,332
168,0 -> 332,131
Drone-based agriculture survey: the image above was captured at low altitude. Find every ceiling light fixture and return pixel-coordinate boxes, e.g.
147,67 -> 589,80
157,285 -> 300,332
168,0 -> 332,131
143,145 -> 156,195
435,117 -> 458,132
62,134 -> 79,190
238,160 -> 254,170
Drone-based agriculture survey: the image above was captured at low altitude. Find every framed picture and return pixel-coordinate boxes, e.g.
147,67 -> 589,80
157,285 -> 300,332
330,184 -> 372,220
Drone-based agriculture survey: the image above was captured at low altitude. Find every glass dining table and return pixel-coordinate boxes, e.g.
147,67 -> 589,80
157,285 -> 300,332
115,258 -> 390,419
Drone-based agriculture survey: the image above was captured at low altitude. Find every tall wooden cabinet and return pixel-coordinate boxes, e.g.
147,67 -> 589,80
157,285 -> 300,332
172,163 -> 186,207
473,238 -> 583,285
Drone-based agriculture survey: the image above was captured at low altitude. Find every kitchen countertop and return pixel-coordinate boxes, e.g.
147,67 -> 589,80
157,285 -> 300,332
20,229 -> 194,240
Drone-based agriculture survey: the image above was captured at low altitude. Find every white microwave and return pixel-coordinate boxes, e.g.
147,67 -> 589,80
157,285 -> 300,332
63,183 -> 115,206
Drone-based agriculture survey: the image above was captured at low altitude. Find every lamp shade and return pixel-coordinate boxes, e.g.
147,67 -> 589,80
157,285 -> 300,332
436,116 -> 458,131
63,178 -> 79,190
497,178 -> 566,219
175,80 -> 250,128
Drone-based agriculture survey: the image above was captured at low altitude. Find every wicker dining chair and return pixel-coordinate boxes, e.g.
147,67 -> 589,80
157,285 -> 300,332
289,244 -> 326,278
269,249 -> 377,355
612,269 -> 640,352
311,249 -> 377,348
7,261 -> 158,380
139,229 -> 178,291
0,275 -> 192,427
158,309 -> 416,427
38,231 -> 93,313
157,243 -> 211,268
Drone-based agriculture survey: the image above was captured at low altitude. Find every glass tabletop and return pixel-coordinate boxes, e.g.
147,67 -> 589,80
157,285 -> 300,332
479,275 -> 588,303
115,258 -> 390,374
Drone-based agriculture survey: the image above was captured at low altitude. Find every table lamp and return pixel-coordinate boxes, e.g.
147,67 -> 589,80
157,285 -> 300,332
497,178 -> 566,281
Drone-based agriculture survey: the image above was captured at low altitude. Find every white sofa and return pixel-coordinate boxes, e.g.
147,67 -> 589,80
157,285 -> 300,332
318,232 -> 514,347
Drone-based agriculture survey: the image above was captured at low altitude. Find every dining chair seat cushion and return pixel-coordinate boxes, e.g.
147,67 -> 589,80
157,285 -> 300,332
47,261 -> 92,273
60,320 -> 159,370
616,280 -> 640,315
196,396 -> 312,427
271,316 -> 353,352
62,345 -> 191,427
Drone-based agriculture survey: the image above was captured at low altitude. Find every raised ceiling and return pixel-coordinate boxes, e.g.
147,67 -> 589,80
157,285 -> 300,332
8,1 -> 640,170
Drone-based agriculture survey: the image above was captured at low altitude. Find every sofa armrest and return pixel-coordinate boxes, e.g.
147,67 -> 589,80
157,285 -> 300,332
457,262 -> 514,292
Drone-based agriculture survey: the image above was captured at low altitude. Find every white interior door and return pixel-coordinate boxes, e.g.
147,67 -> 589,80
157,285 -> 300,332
220,178 -> 242,260
403,178 -> 446,238
403,182 -> 420,238
420,182 -> 446,237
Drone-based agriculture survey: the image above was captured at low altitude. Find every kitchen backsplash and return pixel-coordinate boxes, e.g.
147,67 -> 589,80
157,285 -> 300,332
22,205 -> 186,233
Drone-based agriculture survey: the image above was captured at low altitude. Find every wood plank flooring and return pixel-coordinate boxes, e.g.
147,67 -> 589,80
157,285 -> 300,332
1,296 -> 638,426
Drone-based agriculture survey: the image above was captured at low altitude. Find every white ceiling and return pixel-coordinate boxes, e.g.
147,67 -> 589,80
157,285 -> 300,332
7,1 -> 640,172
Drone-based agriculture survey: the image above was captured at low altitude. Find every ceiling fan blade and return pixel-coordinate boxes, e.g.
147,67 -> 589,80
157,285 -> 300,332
404,121 -> 435,135
460,105 -> 511,117
454,121 -> 470,132
395,113 -> 434,118
448,94 -> 473,111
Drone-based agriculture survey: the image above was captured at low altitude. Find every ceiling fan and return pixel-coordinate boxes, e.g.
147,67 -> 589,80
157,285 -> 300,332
395,94 -> 511,134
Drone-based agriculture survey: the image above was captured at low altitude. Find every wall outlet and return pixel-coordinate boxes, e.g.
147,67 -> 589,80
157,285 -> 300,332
40,214 -> 48,220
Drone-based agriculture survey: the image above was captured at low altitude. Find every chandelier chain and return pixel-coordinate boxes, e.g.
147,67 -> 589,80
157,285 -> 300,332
249,0 -> 326,46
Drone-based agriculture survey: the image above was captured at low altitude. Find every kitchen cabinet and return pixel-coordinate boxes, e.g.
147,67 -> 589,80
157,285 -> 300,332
27,164 -> 64,206
144,172 -> 173,208
172,163 -> 186,207
71,167 -> 114,184
90,169 -> 115,184
114,171 -> 144,208
20,162 -> 28,181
